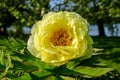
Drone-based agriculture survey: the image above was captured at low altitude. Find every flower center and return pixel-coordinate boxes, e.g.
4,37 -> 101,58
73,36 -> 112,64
50,29 -> 72,46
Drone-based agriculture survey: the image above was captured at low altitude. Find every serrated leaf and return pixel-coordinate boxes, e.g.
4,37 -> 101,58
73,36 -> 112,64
73,66 -> 113,77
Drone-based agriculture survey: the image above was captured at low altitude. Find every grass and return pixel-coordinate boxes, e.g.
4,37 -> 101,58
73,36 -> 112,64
90,36 -> 120,80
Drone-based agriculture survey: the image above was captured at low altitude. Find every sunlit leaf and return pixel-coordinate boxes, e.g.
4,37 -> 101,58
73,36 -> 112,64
0,50 -> 5,66
31,70 -> 52,79
73,66 -> 113,77
13,73 -> 31,80
61,76 -> 75,80
45,76 -> 56,80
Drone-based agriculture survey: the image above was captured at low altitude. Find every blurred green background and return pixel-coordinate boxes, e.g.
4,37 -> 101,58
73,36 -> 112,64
0,0 -> 120,79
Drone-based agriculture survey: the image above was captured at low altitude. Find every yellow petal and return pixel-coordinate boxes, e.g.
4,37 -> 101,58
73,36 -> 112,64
27,11 -> 93,66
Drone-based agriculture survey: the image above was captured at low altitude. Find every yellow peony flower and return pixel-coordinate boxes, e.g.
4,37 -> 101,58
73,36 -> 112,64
27,11 -> 93,66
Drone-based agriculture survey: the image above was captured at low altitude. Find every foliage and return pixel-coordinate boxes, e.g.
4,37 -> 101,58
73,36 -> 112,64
69,0 -> 120,24
0,0 -> 49,36
0,37 -> 120,80
63,0 -> 120,36
1,0 -> 120,36
92,37 -> 120,73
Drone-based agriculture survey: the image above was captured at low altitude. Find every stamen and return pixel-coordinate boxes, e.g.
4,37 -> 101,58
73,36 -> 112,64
50,29 -> 72,46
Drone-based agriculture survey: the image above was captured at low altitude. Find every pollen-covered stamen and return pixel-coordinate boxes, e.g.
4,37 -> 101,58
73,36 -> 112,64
51,29 -> 72,46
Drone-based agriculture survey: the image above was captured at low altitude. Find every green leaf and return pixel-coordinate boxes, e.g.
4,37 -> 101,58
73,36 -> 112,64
45,76 -> 56,80
73,66 -> 113,77
66,58 -> 82,69
31,70 -> 52,78
26,56 -> 53,70
12,60 -> 38,71
13,73 -> 31,80
19,49 -> 54,70
0,37 -> 26,55
0,50 -> 5,66
59,67 -> 79,76
45,75 -> 64,80
99,59 -> 120,73
60,76 -> 75,80
0,54 -> 12,78
98,48 -> 120,72
0,46 -> 7,50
